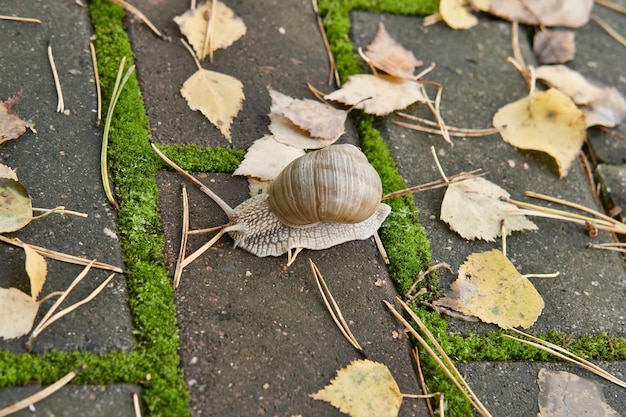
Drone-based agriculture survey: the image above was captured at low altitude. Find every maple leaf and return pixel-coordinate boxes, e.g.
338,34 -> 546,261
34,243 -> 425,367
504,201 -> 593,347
311,359 -> 403,417
233,135 -> 305,181
0,98 -> 27,144
440,177 -> 537,241
533,30 -> 575,65
471,0 -> 593,28
174,0 -> 246,60
433,249 -> 544,329
440,0 -> 479,30
324,74 -> 428,116
0,287 -> 39,340
363,23 -> 423,79
492,88 -> 586,177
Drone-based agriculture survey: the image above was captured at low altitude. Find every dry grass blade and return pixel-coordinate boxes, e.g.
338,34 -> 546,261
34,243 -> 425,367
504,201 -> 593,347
90,42 -> 102,125
0,15 -> 41,23
384,298 -> 493,417
411,347 -> 437,417
595,0 -> 626,13
373,231 -> 389,264
312,0 -> 339,86
382,169 -> 484,200
418,82 -> 452,145
505,328 -> 626,389
173,184 -> 190,288
32,206 -> 88,219
395,112 -> 499,137
0,235 -> 124,273
591,14 -> 626,47
47,42 -> 65,113
308,259 -> 364,354
107,0 -> 162,38
0,364 -> 86,417
133,391 -> 142,417
587,242 -> 626,253
180,229 -> 225,269
202,0 -> 217,61
186,225 -> 227,235
405,262 -> 452,301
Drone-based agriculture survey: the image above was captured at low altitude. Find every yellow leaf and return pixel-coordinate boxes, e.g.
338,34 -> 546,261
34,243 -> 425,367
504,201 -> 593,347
492,88 -> 586,177
440,0 -> 479,30
173,1 -> 246,60
311,359 -> 402,417
24,244 -> 47,300
181,68 -> 244,142
433,249 -> 544,329
0,287 -> 39,340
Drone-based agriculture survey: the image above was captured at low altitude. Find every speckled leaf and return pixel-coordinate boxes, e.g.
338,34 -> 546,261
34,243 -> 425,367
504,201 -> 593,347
364,23 -> 423,78
0,287 -> 39,340
433,249 -> 544,329
311,359 -> 402,417
0,177 -> 33,233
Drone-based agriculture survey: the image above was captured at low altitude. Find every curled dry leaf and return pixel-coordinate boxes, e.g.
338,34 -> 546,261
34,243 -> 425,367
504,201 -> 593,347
471,0 -> 593,28
24,244 -> 47,300
440,177 -> 537,241
533,30 -> 575,64
433,249 -> 545,329
440,0 -> 479,30
233,135 -> 305,181
324,74 -> 428,116
0,176 -> 33,233
364,22 -> 423,78
0,287 -> 39,340
174,1 -> 246,60
311,359 -> 402,417
535,65 -> 626,127
537,368 -> 621,417
181,68 -> 244,142
0,98 -> 27,144
492,88 -> 586,178
281,99 -> 347,141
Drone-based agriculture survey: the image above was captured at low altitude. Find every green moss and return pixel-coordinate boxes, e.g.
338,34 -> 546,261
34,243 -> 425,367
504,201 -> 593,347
159,144 -> 244,173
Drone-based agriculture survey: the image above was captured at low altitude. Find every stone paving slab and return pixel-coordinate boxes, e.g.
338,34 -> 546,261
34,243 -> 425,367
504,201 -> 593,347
351,11 -> 626,338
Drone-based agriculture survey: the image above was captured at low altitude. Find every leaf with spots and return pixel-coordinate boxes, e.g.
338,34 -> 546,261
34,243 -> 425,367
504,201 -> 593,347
0,165 -> 33,233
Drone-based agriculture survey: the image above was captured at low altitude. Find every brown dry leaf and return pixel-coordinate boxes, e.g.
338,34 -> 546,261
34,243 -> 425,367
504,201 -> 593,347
440,0 -> 479,30
534,30 -> 575,64
310,359 -> 402,417
0,176 -> 33,233
440,177 -> 537,241
0,98 -> 27,144
364,23 -> 423,78
233,135 -> 305,181
0,162 -> 18,181
536,65 -> 626,127
470,0 -> 593,28
281,99 -> 347,141
268,89 -> 338,149
492,88 -> 586,177
0,287 -> 39,340
433,249 -> 544,329
324,74 -> 428,116
24,244 -> 47,300
181,68 -> 244,142
537,368 -> 621,417
173,1 -> 246,60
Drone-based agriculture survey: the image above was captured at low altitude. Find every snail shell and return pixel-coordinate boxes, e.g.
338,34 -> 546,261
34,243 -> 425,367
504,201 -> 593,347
267,144 -> 383,226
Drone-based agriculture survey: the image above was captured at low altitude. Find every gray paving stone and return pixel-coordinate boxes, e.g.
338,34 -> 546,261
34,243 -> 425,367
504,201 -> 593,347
596,163 -> 626,221
0,0 -> 134,352
351,12 -> 626,337
0,384 -> 141,417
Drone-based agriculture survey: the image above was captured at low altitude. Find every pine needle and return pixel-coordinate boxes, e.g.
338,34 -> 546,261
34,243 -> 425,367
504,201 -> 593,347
90,42 -> 103,125
174,185 -> 190,288
0,15 -> 41,23
107,0 -> 162,38
47,41 -> 65,113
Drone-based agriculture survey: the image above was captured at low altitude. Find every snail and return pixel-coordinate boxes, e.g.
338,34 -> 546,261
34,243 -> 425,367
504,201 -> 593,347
152,143 -> 391,265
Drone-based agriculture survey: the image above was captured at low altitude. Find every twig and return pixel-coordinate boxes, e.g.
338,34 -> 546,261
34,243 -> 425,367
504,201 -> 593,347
431,146 -> 449,183
595,0 -> 626,14
309,259 -> 364,355
381,169 -> 485,200
32,206 -> 88,219
0,15 -> 41,23
133,392 -> 142,417
174,185 -> 190,288
90,42 -> 103,126
0,235 -> 124,273
413,62 -> 436,81
419,83 -> 452,145
180,229 -> 226,268
393,120 -> 498,137
587,242 -> 626,253
396,112 -> 498,136
202,0 -> 217,61
187,224 -> 229,235
0,365 -> 86,417
48,41 -> 65,113
373,232 -> 389,264
312,0 -> 339,86
591,14 -> 626,47
405,262 -> 451,300
526,191 -> 622,225
107,0 -> 162,38
412,347 -> 436,417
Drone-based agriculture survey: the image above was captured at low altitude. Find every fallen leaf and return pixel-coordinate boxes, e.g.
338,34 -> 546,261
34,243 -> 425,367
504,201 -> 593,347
364,23 -> 423,78
537,368 -> 621,417
0,163 -> 18,181
24,244 -> 47,300
440,177 -> 537,241
0,287 -> 39,340
440,0 -> 479,30
233,135 -> 305,181
174,1 -> 246,60
533,30 -> 575,64
470,0 -> 593,28
311,359 -> 402,417
181,68 -> 244,142
325,74 -> 428,116
535,65 -> 626,128
0,177 -> 33,233
0,98 -> 27,144
433,249 -> 544,329
492,88 -> 586,177
281,99 -> 347,141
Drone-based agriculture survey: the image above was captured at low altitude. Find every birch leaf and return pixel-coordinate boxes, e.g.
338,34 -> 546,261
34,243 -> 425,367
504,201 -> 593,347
281,99 -> 347,141
311,359 -> 402,417
0,99 -> 27,144
364,23 -> 423,78
24,244 -> 47,300
174,1 -> 246,60
0,287 -> 39,340
181,68 -> 244,142
440,0 -> 479,30
325,74 -> 428,116
0,177 -> 33,233
492,88 -> 586,177
440,177 -> 537,241
233,135 -> 305,181
433,249 -> 544,329
470,0 -> 593,28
